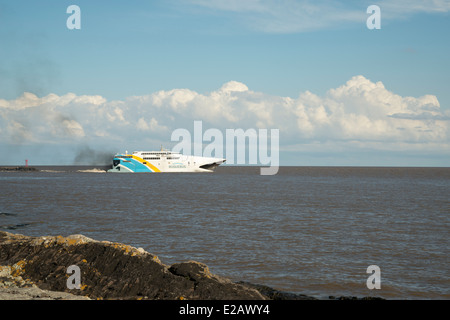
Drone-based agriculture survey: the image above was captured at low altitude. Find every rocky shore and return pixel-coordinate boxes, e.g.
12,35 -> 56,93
0,231 -> 319,300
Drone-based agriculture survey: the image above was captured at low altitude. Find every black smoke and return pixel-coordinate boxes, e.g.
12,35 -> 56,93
73,146 -> 114,165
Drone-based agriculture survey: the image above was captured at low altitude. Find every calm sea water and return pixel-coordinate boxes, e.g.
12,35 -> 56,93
0,166 -> 449,299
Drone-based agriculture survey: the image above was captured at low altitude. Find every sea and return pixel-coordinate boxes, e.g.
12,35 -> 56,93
0,166 -> 449,300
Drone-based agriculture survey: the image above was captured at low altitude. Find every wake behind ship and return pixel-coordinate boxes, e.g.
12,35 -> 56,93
108,148 -> 225,173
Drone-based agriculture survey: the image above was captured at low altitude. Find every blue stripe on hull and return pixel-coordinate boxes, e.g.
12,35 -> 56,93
115,158 -> 153,173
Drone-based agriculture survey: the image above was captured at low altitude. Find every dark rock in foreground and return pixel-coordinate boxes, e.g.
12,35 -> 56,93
0,231 -> 273,300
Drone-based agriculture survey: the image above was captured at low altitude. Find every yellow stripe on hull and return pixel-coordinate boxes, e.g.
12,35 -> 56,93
131,155 -> 161,172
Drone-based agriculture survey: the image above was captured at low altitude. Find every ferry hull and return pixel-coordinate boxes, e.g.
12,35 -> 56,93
107,151 -> 225,173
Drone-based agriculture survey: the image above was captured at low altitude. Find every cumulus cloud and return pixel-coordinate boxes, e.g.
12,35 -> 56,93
137,117 -> 169,132
0,75 -> 449,164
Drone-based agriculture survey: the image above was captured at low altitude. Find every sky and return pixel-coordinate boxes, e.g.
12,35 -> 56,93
0,0 -> 449,166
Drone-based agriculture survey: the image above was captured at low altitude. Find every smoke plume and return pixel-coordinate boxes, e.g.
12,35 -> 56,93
73,146 -> 114,165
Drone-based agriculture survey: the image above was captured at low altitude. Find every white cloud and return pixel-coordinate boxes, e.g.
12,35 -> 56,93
378,0 -> 450,16
0,75 -> 449,164
137,117 -> 169,132
59,119 -> 85,138
6,120 -> 34,144
186,0 -> 450,33
219,81 -> 249,93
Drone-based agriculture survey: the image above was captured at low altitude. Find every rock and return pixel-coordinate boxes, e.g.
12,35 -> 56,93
237,281 -> 317,300
0,231 -> 265,300
0,285 -> 91,300
0,265 -> 90,300
168,261 -> 268,300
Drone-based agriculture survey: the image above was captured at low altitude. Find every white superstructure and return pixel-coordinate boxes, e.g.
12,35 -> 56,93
108,149 -> 225,173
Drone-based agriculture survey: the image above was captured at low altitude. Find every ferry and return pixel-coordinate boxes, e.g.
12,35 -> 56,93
107,148 -> 226,173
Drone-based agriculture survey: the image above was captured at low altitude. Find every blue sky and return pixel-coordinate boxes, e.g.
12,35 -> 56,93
0,0 -> 449,166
